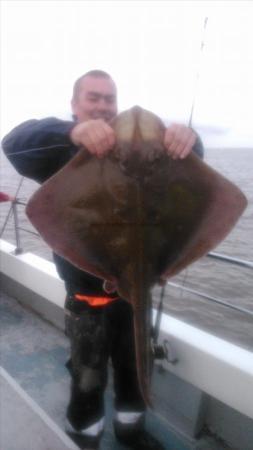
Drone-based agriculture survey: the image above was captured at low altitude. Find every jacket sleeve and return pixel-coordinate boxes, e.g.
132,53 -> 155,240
2,118 -> 77,183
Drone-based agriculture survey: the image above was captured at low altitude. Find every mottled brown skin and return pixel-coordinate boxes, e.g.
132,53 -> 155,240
26,106 -> 247,406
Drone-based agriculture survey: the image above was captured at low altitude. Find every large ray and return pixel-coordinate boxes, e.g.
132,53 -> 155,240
26,106 -> 247,405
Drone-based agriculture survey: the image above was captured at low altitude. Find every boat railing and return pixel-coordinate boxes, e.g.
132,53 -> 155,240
0,197 -> 39,254
166,251 -> 253,318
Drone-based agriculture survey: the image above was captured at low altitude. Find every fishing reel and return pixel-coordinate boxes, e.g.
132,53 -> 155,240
151,338 -> 177,364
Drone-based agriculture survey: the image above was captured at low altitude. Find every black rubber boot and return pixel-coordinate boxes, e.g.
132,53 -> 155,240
114,417 -> 165,450
66,430 -> 101,450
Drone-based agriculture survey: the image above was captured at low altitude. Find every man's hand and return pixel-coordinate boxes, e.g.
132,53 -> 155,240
164,124 -> 196,160
70,119 -> 116,158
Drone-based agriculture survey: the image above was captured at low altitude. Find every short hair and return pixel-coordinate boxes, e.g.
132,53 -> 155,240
72,70 -> 114,102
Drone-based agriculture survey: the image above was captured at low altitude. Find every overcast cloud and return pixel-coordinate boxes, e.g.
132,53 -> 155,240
1,1 -> 253,147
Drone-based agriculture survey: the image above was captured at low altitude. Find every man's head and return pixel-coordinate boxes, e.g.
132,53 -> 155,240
71,70 -> 118,123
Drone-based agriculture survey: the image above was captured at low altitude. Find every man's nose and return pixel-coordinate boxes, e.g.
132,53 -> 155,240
97,97 -> 109,110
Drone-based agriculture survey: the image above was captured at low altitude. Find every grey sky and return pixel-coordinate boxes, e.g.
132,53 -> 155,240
1,0 -> 253,147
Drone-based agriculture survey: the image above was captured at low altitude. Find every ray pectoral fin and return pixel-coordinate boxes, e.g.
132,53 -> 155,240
163,174 -> 248,279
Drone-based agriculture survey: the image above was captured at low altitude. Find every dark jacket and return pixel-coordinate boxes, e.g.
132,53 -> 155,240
2,118 -> 109,295
2,117 -> 204,294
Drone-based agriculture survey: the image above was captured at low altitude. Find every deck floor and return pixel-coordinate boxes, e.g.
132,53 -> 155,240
0,290 -> 226,450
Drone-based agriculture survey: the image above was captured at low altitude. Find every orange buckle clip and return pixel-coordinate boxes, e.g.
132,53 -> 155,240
74,294 -> 119,307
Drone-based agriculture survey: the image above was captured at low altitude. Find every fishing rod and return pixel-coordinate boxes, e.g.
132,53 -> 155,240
188,16 -> 209,127
152,17 -> 209,360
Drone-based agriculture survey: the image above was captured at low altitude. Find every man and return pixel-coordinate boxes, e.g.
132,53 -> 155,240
2,70 -> 204,450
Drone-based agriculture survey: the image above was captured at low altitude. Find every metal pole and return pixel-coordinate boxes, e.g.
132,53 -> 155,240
167,281 -> 253,318
0,177 -> 24,239
208,252 -> 253,269
12,201 -> 23,255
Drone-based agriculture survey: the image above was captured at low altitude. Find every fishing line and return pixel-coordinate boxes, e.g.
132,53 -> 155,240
6,143 -> 71,157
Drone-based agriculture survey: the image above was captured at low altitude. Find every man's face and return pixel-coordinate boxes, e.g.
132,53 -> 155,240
71,75 -> 118,123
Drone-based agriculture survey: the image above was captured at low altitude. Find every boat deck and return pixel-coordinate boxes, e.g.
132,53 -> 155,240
0,289 -> 227,450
